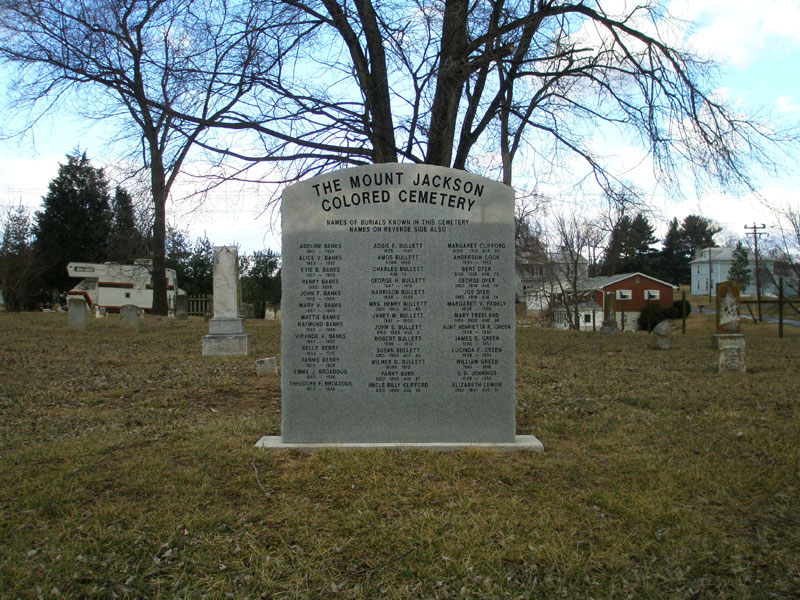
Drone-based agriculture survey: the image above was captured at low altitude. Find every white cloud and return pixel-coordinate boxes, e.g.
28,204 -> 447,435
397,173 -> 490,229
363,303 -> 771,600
776,95 -> 800,114
669,0 -> 800,67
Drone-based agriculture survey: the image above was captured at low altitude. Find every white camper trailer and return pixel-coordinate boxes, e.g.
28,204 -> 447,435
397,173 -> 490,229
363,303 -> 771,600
66,260 -> 182,313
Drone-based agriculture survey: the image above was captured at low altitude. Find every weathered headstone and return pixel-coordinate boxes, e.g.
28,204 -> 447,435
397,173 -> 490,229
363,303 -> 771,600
175,294 -> 188,320
256,357 -> 279,376
120,304 -> 139,332
600,292 -> 619,333
67,296 -> 87,330
652,319 -> 675,349
202,246 -> 250,356
257,163 -> 541,451
716,281 -> 741,334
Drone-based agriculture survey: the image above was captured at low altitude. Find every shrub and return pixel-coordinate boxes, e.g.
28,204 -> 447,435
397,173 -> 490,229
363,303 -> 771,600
673,298 -> 691,318
638,301 -> 670,332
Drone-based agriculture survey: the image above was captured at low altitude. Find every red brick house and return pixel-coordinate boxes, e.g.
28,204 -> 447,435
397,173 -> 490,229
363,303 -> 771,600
553,272 -> 677,331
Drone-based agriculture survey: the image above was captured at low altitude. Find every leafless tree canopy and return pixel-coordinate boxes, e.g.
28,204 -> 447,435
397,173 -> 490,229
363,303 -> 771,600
1,0 -> 797,310
157,0 -> 793,192
0,0 -> 270,313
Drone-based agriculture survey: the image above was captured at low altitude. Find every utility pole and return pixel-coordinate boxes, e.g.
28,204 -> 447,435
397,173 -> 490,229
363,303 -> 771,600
745,223 -> 768,322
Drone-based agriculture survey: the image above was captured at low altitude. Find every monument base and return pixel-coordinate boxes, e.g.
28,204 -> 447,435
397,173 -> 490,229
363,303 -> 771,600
209,317 -> 245,334
202,333 -> 250,356
255,434 -> 543,452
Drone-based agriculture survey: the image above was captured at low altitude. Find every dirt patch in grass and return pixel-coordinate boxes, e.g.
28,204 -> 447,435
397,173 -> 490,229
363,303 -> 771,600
1,311 -> 799,598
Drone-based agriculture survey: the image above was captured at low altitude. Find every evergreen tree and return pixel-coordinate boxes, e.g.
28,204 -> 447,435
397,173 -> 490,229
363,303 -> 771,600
33,152 -> 112,293
0,205 -> 39,310
165,226 -> 192,291
165,230 -> 215,296
728,241 -> 752,290
241,250 -> 281,316
603,215 -> 631,275
107,187 -> 147,263
679,215 -> 722,260
626,214 -> 659,272
184,235 -> 214,296
651,215 -> 722,285
602,213 -> 658,274
658,218 -> 683,282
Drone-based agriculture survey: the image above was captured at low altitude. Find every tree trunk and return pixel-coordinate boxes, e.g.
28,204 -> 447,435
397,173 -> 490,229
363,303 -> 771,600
500,86 -> 513,186
354,0 -> 397,163
150,153 -> 169,316
425,0 -> 469,167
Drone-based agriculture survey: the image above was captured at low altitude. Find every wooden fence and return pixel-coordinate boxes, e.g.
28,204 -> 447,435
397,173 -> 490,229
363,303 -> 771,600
187,295 -> 212,317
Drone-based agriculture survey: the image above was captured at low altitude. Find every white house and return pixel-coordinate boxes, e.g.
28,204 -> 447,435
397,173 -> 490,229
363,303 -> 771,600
516,250 -> 589,310
689,247 -> 796,296
552,300 -> 602,331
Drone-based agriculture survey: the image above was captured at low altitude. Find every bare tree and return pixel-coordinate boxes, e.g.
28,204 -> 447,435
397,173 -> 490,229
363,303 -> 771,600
0,0 -> 270,313
163,0 -> 795,196
551,211 -> 594,329
765,201 -> 800,293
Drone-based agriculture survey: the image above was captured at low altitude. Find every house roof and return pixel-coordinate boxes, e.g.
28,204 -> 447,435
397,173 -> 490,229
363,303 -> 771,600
553,300 -> 602,312
584,272 -> 678,291
689,246 -> 762,265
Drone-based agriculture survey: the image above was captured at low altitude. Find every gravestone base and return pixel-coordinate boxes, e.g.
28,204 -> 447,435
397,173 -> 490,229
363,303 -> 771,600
255,434 -> 543,452
202,333 -> 250,356
600,324 -> 619,334
717,334 -> 746,372
711,333 -> 742,348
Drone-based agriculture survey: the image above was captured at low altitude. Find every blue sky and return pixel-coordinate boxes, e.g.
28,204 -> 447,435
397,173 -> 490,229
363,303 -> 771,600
1,0 -> 798,253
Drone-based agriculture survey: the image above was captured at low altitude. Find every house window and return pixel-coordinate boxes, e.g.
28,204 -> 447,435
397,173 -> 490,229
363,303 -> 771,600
531,265 -> 543,277
616,289 -> 632,300
583,314 -> 591,324
645,289 -> 660,300
696,265 -> 700,275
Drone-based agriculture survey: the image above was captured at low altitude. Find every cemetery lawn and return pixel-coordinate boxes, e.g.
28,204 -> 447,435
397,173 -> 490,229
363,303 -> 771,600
1,312 -> 799,599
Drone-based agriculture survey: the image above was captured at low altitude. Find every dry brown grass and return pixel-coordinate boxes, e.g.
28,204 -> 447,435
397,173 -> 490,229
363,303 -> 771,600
1,311 -> 799,598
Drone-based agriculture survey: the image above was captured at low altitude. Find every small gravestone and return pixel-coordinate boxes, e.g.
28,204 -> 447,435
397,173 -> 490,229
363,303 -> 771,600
257,163 -> 541,451
264,304 -> 278,320
256,357 -> 279,376
67,296 -> 87,330
652,319 -> 675,349
120,304 -> 139,332
202,246 -> 250,356
175,294 -> 188,320
718,334 -> 746,372
95,306 -> 107,319
600,292 -> 619,333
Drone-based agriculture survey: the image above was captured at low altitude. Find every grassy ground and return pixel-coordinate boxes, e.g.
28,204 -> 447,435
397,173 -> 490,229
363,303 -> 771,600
1,311 -> 798,599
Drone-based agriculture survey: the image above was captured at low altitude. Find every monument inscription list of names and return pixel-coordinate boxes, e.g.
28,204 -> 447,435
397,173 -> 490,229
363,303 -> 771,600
279,164 -> 516,444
